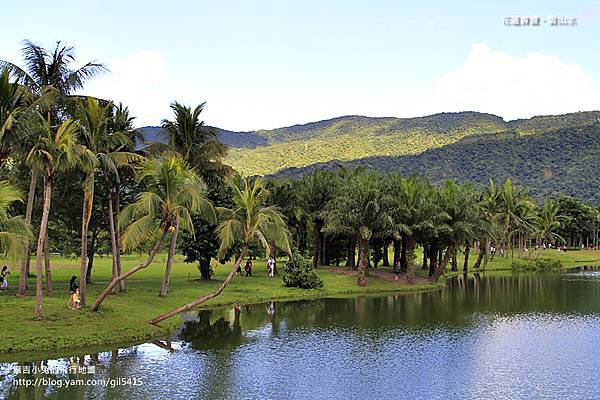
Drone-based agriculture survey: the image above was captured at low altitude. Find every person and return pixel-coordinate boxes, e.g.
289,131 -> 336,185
71,288 -> 81,310
236,263 -> 242,275
68,276 -> 78,308
267,257 -> 275,278
244,259 -> 253,277
0,265 -> 10,290
393,261 -> 400,280
267,301 -> 275,315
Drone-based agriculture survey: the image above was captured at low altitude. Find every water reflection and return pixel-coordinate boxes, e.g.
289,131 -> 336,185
1,271 -> 600,399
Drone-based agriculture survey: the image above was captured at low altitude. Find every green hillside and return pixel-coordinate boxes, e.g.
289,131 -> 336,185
274,122 -> 600,204
220,111 -> 600,176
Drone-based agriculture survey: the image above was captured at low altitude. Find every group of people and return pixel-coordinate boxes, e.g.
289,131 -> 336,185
236,257 -> 277,277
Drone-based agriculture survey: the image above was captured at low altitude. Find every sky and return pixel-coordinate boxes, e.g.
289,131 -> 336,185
2,0 -> 600,130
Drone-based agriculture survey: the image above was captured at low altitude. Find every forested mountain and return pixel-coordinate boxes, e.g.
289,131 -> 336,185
140,111 -> 600,176
274,122 -> 600,204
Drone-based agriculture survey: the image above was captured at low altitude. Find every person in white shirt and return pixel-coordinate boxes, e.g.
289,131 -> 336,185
267,257 -> 275,277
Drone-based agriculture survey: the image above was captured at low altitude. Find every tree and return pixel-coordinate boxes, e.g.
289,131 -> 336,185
76,97 -> 141,305
91,155 -> 215,310
160,101 -> 230,178
148,176 -> 291,325
0,181 -> 31,258
535,199 -> 563,247
300,170 -> 338,267
27,117 -> 86,319
324,172 -> 385,286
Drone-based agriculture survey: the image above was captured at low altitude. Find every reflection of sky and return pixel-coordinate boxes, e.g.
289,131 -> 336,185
2,272 -> 600,399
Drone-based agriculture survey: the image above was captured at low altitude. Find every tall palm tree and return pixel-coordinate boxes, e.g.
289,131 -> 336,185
91,156 -> 216,310
75,97 -> 141,306
148,177 -> 291,325
27,117 -> 87,319
535,199 -> 563,248
325,172 -> 385,286
0,40 -> 106,97
2,40 -> 105,295
160,101 -> 229,177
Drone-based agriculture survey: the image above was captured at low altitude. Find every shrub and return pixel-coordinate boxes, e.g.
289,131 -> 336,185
281,254 -> 324,289
511,258 -> 563,272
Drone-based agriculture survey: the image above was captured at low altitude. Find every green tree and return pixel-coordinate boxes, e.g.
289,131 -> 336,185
91,155 -> 215,310
27,117 -> 86,319
148,177 -> 291,325
535,199 -> 563,248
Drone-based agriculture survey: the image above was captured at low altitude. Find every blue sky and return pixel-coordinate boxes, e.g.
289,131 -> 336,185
2,1 -> 599,130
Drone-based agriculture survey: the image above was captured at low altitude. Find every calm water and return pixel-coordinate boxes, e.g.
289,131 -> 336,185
2,271 -> 600,399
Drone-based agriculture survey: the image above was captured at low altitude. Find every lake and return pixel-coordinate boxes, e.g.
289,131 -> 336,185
1,270 -> 600,399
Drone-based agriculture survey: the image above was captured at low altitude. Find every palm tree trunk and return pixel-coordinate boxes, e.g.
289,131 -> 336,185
429,241 -> 438,277
405,237 -> 416,283
422,244 -> 428,270
107,190 -> 119,294
115,189 -> 125,292
313,220 -> 322,268
160,215 -> 179,297
149,247 -> 248,325
357,237 -> 368,286
451,247 -> 458,271
382,241 -> 390,267
34,176 -> 52,320
463,241 -> 471,272
91,231 -> 167,312
393,238 -> 401,269
19,168 -> 37,296
400,236 -> 408,272
43,228 -> 51,296
79,188 -> 92,306
430,243 -> 454,283
345,236 -> 356,268
473,241 -> 485,269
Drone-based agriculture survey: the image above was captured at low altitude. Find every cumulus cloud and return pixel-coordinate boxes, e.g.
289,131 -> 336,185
84,49 -> 172,127
432,43 -> 600,120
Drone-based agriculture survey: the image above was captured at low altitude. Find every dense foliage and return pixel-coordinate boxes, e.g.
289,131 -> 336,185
281,253 -> 323,289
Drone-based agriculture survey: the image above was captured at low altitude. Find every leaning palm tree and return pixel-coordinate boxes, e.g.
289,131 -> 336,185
75,97 -> 142,306
91,156 -> 216,311
27,117 -> 87,319
148,176 -> 291,325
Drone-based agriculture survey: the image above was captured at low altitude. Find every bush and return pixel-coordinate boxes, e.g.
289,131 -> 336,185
511,258 -> 563,272
281,254 -> 324,289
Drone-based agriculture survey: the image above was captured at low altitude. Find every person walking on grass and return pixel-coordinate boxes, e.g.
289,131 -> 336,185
71,288 -> 81,310
244,259 -> 253,277
267,257 -> 275,277
0,266 -> 10,290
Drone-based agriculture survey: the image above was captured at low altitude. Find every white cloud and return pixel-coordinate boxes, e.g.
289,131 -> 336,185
80,44 -> 600,130
83,49 -> 172,127
432,43 -> 600,120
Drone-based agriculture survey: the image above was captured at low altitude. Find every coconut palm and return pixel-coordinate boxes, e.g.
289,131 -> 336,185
160,101 -> 230,177
91,156 -> 216,310
27,117 -> 87,319
75,97 -> 142,305
535,199 -> 563,248
0,40 -> 106,97
148,176 -> 291,325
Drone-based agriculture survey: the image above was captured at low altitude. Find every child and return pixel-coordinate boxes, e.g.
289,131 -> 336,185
71,288 -> 81,310
0,265 -> 10,290
244,259 -> 253,277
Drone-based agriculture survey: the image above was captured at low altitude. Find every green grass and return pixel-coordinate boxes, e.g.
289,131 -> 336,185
1,248 -> 599,357
0,253 -> 440,356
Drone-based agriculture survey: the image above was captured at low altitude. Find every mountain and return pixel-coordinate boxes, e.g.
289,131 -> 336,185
274,122 -> 600,204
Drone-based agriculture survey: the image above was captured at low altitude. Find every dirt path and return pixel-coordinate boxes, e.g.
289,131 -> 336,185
333,267 -> 431,285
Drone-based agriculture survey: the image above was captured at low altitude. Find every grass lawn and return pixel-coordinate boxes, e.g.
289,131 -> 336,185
1,248 -> 599,356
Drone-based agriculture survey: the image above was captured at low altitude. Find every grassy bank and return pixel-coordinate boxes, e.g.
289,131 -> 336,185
1,248 -> 599,356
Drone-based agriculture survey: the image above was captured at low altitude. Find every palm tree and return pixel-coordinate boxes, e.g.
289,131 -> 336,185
325,172 -> 385,286
91,156 -> 216,310
0,181 -> 32,257
430,181 -> 479,283
535,199 -> 563,248
75,97 -> 142,306
2,40 -> 105,295
148,177 -> 291,325
0,40 -> 106,97
160,101 -> 229,177
300,169 -> 339,267
27,117 -> 86,319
